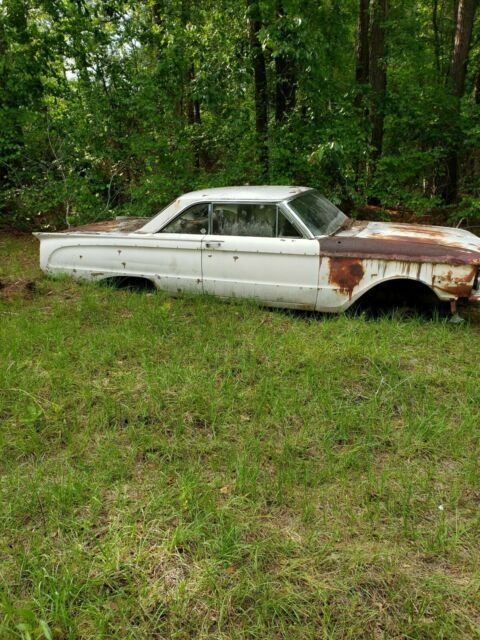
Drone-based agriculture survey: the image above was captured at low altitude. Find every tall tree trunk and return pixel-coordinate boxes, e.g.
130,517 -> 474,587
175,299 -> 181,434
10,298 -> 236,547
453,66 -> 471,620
0,1 -> 30,191
354,0 -> 370,189
473,59 -> 480,188
0,16 -> 8,192
152,0 -> 163,27
432,0 -> 441,74
186,63 -> 201,127
355,0 -> 370,89
442,0 -> 478,203
181,0 -> 203,168
474,61 -> 480,104
448,0 -> 477,96
274,1 -> 296,123
369,0 -> 387,162
247,0 -> 269,179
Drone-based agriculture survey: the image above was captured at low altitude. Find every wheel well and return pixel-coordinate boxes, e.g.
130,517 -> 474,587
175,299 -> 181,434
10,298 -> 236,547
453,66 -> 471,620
100,276 -> 156,291
355,278 -> 441,310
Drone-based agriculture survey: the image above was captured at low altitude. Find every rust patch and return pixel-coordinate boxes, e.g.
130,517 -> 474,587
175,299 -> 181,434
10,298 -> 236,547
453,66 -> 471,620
432,266 -> 477,298
372,234 -> 470,252
439,283 -> 473,298
341,219 -> 369,232
320,236 -> 480,266
57,217 -> 149,234
382,223 -> 449,237
328,257 -> 365,298
376,234 -> 449,245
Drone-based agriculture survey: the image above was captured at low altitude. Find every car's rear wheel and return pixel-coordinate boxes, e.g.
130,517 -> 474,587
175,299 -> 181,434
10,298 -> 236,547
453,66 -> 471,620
100,276 -> 156,291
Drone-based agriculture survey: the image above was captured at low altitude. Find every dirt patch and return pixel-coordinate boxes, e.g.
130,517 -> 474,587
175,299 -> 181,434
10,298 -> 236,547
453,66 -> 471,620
0,278 -> 38,298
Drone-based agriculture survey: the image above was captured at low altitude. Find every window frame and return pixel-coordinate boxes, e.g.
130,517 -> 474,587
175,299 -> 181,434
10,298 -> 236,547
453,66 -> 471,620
157,200 -> 309,239
156,202 -> 210,235
209,201 -> 306,239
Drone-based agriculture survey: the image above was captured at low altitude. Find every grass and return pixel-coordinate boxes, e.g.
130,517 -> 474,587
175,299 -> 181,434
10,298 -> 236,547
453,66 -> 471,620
1,232 -> 480,639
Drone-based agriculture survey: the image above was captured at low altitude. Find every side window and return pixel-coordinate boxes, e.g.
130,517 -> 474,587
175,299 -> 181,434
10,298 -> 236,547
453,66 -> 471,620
278,211 -> 302,238
212,203 -> 277,237
159,203 -> 209,234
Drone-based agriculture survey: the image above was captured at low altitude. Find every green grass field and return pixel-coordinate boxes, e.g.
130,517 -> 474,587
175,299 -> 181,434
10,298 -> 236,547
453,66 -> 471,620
1,233 -> 480,639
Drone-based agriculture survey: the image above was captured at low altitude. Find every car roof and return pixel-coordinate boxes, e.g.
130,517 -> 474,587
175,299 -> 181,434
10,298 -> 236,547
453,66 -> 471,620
177,186 -> 312,203
137,186 -> 314,234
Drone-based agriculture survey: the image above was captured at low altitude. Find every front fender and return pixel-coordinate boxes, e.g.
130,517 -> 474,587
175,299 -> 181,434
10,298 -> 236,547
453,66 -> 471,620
315,257 -> 475,312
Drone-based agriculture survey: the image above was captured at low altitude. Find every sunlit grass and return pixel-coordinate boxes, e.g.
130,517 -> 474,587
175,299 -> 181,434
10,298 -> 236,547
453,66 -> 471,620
1,233 -> 480,639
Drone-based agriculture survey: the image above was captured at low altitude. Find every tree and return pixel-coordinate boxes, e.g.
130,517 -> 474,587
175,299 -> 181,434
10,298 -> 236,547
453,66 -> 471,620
0,0 -> 51,220
442,0 -> 478,202
181,0 -> 203,168
246,0 -> 269,179
274,1 -> 296,123
355,0 -> 370,92
2,0 -> 480,231
369,0 -> 387,162
474,59 -> 480,104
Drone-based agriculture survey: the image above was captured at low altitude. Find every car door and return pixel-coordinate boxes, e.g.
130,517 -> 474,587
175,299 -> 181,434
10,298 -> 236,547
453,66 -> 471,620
202,202 -> 320,308
139,202 -> 208,293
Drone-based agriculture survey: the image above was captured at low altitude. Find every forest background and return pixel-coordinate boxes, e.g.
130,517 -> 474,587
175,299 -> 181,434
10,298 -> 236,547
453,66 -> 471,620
1,0 -> 479,230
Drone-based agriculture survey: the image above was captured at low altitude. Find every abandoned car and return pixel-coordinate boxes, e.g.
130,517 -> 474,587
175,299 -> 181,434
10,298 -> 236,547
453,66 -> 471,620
35,186 -> 480,314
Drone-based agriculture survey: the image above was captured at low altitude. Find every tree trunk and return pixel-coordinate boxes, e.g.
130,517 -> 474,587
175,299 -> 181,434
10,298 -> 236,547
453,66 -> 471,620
274,1 -> 296,123
369,0 -> 387,162
432,0 -> 441,74
355,0 -> 370,88
0,16 -> 8,191
247,0 -> 269,179
442,0 -> 478,203
474,61 -> 480,104
152,0 -> 163,27
448,0 -> 477,97
0,1 -> 29,191
180,0 -> 204,169
186,64 -> 201,127
353,0 -> 370,187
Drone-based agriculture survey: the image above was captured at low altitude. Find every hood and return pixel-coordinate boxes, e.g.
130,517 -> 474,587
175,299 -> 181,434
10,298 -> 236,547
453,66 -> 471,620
320,220 -> 480,266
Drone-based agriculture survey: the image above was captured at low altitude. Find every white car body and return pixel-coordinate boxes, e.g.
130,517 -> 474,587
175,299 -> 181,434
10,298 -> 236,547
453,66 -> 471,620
34,186 -> 480,312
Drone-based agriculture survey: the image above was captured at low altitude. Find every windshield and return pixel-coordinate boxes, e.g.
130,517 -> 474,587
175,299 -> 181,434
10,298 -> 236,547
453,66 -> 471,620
288,191 -> 347,236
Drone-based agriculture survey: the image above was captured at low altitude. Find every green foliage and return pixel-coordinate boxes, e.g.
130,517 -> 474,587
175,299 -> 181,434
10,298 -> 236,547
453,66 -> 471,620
369,150 -> 445,212
447,196 -> 480,225
0,0 -> 479,229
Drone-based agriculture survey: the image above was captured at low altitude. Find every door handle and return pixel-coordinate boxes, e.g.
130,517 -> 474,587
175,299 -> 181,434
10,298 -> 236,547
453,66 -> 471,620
205,241 -> 224,248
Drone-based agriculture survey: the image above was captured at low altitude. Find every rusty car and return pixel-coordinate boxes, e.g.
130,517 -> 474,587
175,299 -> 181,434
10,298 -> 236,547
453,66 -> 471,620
35,186 -> 480,316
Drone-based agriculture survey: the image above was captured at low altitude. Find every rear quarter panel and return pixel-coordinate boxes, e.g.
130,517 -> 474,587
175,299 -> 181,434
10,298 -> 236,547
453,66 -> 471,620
36,233 -> 204,294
